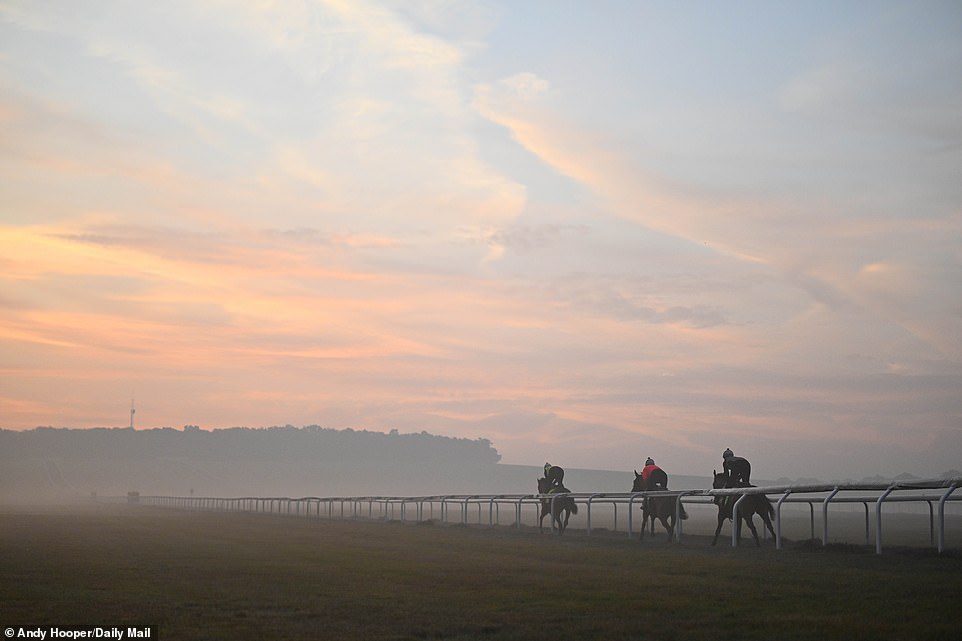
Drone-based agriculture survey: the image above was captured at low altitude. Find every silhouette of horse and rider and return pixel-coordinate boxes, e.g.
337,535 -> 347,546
537,450 -> 772,545
711,449 -> 775,546
538,463 -> 577,534
631,457 -> 687,541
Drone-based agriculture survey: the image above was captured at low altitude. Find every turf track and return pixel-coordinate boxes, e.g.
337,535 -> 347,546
2,503 -> 960,640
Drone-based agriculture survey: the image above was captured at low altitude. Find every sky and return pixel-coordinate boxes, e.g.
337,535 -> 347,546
1,0 -> 960,482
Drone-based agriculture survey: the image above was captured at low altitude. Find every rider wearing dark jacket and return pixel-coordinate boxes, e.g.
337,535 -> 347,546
722,448 -> 752,486
543,462 -> 565,489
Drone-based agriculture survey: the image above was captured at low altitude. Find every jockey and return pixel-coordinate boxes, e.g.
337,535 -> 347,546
641,457 -> 668,490
543,462 -> 564,489
641,457 -> 657,482
722,448 -> 752,486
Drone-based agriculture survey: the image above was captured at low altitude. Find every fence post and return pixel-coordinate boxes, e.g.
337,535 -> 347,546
627,492 -> 644,539
674,491 -> 697,543
938,483 -> 958,554
822,488 -> 840,546
587,494 -> 601,535
775,490 -> 792,550
732,493 -> 748,547
875,484 -> 898,555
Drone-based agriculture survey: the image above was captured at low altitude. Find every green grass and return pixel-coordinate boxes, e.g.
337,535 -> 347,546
2,504 -> 960,640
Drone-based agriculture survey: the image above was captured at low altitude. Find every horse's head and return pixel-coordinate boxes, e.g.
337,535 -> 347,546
710,470 -> 727,505
712,469 -> 727,489
537,477 -> 551,494
632,470 -> 645,492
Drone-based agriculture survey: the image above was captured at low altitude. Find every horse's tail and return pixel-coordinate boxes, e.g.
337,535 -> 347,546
569,499 -> 579,514
762,495 -> 775,519
679,503 -> 689,520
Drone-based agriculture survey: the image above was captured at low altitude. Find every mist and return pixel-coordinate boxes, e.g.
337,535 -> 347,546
5,425 -> 957,507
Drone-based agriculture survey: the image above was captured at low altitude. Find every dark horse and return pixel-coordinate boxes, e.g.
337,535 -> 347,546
631,471 -> 686,541
537,476 -> 578,535
711,470 -> 776,546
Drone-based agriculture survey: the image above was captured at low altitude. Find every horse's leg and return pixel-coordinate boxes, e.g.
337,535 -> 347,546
554,503 -> 569,535
761,510 -> 777,540
538,502 -> 548,533
641,498 -> 651,535
660,515 -> 674,542
712,513 -> 726,546
639,505 -> 648,541
744,516 -> 761,547
764,515 -> 776,540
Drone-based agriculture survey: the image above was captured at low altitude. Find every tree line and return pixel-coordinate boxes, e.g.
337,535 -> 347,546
0,425 -> 502,466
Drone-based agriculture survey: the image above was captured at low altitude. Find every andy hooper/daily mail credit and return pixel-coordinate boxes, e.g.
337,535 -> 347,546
5,628 -> 153,639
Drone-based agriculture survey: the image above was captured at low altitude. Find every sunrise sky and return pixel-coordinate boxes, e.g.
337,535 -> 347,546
2,1 -> 960,481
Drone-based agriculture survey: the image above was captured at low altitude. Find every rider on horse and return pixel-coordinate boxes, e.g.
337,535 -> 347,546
722,448 -> 752,486
632,458 -> 687,536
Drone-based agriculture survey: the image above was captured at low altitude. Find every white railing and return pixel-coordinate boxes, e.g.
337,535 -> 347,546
124,477 -> 962,555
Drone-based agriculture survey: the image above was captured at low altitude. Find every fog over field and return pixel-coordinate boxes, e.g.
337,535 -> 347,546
1,425 -> 691,500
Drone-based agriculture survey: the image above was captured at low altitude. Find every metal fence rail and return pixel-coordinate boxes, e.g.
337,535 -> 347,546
126,477 -> 962,555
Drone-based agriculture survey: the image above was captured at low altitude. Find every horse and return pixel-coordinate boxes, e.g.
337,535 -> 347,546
631,471 -> 686,541
537,476 -> 578,535
632,470 -> 660,535
710,470 -> 776,546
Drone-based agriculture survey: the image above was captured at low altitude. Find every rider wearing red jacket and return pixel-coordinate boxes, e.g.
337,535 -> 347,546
641,457 -> 668,490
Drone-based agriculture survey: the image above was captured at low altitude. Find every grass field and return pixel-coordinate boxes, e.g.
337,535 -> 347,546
2,503 -> 961,641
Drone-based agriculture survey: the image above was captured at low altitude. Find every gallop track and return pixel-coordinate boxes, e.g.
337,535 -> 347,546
2,502 -> 960,641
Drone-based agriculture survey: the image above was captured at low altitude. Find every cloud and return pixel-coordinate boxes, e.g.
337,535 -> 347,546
475,73 -> 762,261
2,1 -> 960,482
2,0 -> 525,235
477,62 -> 962,368
499,72 -> 550,102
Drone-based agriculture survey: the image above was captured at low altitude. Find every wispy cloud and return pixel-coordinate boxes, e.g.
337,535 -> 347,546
1,1 -> 960,480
